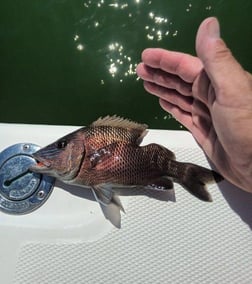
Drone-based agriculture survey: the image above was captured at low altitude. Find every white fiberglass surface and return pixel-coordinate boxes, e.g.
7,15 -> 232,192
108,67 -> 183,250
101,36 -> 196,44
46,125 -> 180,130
0,123 -> 251,284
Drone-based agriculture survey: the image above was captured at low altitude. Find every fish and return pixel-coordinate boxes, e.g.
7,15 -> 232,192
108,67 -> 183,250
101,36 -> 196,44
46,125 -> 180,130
30,115 -> 223,225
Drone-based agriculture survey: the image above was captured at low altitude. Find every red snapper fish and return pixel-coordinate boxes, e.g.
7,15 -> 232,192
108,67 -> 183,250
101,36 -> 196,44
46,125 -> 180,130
30,116 -> 222,220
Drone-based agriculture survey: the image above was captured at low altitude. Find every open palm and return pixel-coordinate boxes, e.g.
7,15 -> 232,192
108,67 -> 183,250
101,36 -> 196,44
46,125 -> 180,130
136,18 -> 252,193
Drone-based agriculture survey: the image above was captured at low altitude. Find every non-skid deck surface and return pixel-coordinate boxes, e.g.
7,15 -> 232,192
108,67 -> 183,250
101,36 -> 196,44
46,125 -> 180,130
0,124 -> 251,284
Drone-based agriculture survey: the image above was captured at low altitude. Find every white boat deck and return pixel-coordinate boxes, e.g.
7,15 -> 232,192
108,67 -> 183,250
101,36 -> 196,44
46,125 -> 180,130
0,123 -> 251,284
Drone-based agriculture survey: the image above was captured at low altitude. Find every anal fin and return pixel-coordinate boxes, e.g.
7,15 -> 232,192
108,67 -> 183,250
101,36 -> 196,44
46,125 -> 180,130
146,177 -> 174,191
144,178 -> 175,202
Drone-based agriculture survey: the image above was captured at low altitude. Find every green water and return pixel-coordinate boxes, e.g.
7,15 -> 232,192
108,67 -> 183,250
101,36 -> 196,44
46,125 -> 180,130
1,0 -> 252,129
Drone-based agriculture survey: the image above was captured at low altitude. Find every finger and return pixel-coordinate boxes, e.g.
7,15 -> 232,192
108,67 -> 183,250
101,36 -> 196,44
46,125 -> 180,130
144,81 -> 193,113
192,69 -> 214,106
141,48 -> 203,83
136,63 -> 193,96
159,98 -> 213,147
196,17 -> 250,105
191,98 -> 212,127
159,99 -> 193,130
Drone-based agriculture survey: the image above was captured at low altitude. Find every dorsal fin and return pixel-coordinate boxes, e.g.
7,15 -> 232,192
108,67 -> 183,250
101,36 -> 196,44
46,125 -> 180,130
91,115 -> 148,132
90,115 -> 148,145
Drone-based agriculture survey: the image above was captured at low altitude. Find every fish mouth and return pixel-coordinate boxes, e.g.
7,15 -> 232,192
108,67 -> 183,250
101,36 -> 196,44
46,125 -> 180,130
29,154 -> 52,173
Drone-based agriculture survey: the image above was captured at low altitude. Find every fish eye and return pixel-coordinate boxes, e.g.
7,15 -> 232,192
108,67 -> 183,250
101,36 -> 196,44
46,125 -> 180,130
56,139 -> 68,149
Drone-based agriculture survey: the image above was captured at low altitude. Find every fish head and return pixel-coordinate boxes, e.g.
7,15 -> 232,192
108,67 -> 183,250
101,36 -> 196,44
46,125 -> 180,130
30,130 -> 85,181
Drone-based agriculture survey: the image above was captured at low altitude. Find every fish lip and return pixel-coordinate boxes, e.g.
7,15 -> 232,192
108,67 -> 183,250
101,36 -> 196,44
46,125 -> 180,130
30,154 -> 52,172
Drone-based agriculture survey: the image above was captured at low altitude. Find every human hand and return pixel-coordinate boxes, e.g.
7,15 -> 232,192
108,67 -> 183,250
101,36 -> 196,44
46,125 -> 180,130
136,17 -> 252,193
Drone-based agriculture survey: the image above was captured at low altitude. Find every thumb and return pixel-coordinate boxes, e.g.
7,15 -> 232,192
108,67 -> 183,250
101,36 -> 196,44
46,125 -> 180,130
196,17 -> 247,97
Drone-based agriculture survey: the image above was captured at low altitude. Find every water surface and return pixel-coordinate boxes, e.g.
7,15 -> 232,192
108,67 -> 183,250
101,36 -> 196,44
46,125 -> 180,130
0,0 -> 251,129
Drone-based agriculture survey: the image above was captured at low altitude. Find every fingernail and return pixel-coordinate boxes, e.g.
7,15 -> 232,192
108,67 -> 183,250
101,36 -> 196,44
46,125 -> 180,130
206,17 -> 220,39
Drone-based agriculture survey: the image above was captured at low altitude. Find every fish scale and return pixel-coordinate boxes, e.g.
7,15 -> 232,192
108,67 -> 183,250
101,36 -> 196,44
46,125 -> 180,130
30,116 -> 223,227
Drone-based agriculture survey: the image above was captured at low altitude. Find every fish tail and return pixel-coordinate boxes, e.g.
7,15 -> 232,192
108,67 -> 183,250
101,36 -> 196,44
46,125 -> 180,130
169,161 -> 223,202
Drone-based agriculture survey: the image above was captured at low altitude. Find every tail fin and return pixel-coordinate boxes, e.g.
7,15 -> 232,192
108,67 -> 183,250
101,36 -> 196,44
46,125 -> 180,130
174,162 -> 223,202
